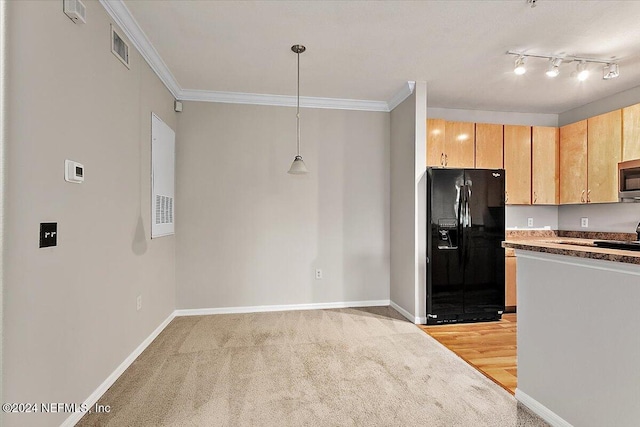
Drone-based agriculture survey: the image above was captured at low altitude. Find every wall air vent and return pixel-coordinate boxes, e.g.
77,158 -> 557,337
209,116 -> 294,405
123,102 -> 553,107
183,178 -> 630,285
63,0 -> 86,24
155,195 -> 174,225
110,24 -> 130,68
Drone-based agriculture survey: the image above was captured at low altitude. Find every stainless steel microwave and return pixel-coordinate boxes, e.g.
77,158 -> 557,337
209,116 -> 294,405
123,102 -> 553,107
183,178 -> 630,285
619,159 -> 640,201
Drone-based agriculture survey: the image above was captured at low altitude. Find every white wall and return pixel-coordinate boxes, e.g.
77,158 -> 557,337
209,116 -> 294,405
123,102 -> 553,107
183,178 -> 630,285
175,102 -> 390,309
517,252 -> 640,427
3,2 -> 177,426
390,92 -> 417,319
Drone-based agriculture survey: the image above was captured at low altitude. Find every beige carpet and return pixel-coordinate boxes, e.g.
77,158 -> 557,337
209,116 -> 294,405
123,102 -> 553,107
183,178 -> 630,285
78,307 -> 547,426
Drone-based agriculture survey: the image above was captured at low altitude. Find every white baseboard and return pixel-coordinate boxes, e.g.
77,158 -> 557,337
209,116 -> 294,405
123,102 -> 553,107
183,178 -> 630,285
390,300 -> 422,324
515,389 -> 574,427
175,299 -> 390,317
61,311 -> 176,427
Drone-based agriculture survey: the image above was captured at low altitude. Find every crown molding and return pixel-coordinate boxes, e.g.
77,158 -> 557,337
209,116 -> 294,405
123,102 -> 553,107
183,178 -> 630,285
99,0 -> 181,98
179,89 -> 389,111
387,81 -> 416,111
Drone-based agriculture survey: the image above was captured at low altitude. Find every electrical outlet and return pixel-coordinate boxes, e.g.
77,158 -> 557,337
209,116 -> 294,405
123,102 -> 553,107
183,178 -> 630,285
527,217 -> 534,227
315,269 -> 323,280
581,217 -> 589,228
136,295 -> 142,311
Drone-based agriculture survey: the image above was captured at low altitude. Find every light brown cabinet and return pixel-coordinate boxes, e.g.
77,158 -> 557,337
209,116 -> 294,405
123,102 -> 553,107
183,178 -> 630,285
622,103 -> 640,161
475,123 -> 503,169
587,110 -> 621,203
504,125 -> 532,205
560,120 -> 588,204
505,253 -> 517,312
426,118 -> 446,167
532,126 -> 559,205
426,119 -> 475,168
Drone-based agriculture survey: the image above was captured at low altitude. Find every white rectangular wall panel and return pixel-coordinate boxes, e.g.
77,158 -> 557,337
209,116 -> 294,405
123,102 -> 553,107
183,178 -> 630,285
151,113 -> 175,238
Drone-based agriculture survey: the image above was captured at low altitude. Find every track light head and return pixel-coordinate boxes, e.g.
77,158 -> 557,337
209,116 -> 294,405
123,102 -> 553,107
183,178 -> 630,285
576,61 -> 589,81
514,56 -> 526,75
545,58 -> 562,77
603,63 -> 619,80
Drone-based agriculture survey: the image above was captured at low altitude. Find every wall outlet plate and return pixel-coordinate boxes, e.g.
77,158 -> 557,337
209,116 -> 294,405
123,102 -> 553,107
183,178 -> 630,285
315,269 -> 323,280
39,223 -> 57,248
136,295 -> 142,311
527,217 -> 534,227
581,217 -> 589,228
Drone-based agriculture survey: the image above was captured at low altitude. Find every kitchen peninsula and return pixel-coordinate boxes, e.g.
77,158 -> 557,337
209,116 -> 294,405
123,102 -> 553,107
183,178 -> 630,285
502,237 -> 640,427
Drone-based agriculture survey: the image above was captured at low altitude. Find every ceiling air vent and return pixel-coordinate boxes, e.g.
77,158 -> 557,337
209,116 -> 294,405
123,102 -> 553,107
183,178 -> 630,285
63,0 -> 86,24
110,24 -> 130,69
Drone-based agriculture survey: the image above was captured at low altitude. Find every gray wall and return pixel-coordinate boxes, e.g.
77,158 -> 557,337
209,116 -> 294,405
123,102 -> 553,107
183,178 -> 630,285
559,84 -> 640,126
427,107 -> 558,127
559,203 -> 639,233
390,92 -> 417,318
506,206 -> 559,230
3,2 -> 177,426
175,102 -> 390,309
517,252 -> 640,426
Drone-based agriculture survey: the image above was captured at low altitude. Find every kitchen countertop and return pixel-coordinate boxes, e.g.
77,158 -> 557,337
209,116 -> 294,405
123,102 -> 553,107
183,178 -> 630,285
502,236 -> 640,265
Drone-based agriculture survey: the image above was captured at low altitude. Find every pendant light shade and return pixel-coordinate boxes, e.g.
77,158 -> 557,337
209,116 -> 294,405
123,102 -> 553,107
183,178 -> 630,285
288,155 -> 308,174
288,44 -> 308,175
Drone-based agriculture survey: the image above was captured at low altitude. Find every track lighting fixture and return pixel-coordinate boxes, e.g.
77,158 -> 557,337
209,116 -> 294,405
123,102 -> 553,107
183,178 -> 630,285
507,51 -> 620,81
514,56 -> 526,75
576,61 -> 589,81
545,58 -> 561,77
603,63 -> 619,80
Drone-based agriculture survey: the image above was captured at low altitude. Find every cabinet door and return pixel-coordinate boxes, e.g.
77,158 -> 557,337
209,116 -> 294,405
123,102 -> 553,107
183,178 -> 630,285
560,120 -> 588,204
475,123 -> 503,169
587,110 -> 621,203
532,126 -> 559,205
504,125 -> 532,205
505,255 -> 517,310
622,103 -> 640,161
445,121 -> 475,168
426,119 -> 446,167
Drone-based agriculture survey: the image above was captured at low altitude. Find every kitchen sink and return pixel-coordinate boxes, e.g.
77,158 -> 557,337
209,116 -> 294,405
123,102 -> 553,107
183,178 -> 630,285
593,240 -> 640,251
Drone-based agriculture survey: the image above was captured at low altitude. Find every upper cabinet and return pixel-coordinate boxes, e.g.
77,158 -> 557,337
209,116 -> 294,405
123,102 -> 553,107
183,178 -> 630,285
475,123 -> 504,169
426,118 -> 446,167
504,125 -> 532,205
560,120 -> 588,204
622,103 -> 640,161
532,126 -> 559,205
445,121 -> 475,168
426,119 -> 475,168
587,110 -> 622,203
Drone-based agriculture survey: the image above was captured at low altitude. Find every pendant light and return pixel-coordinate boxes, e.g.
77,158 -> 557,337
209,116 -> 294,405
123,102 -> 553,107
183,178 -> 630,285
288,44 -> 308,174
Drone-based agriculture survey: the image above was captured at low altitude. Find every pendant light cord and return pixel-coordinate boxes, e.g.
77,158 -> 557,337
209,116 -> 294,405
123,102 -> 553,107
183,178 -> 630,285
296,50 -> 301,157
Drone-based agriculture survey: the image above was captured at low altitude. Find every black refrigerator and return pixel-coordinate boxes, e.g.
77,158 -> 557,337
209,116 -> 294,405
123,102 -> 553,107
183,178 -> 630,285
426,168 -> 505,325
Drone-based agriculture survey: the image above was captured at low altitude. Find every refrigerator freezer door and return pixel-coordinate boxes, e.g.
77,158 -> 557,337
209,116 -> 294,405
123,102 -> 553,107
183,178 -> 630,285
427,168 -> 465,317
462,169 -> 505,314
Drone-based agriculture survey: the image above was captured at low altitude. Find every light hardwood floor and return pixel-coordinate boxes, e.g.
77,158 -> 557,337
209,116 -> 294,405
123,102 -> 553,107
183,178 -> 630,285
419,314 -> 517,395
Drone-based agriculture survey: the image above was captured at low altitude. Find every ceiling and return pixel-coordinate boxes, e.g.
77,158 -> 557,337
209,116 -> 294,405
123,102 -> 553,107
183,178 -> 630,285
122,0 -> 640,114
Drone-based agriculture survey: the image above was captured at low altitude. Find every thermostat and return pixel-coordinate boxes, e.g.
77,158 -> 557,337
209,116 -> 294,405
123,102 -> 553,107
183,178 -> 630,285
65,160 -> 84,183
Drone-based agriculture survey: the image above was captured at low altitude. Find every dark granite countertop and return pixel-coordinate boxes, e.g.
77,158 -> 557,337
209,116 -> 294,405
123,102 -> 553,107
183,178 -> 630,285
502,233 -> 640,265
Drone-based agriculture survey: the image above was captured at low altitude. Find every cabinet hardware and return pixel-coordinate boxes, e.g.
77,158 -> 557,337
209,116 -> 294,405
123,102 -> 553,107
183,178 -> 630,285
444,154 -> 448,166
581,190 -> 585,203
440,152 -> 444,167
505,192 -> 509,203
587,189 -> 591,203
533,192 -> 537,203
